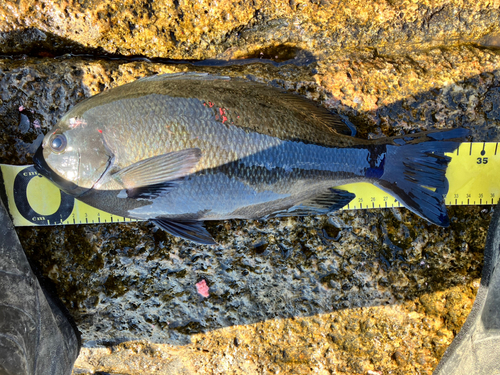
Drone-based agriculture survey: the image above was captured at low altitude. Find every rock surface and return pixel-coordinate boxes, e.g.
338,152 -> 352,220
0,0 -> 500,374
1,0 -> 500,59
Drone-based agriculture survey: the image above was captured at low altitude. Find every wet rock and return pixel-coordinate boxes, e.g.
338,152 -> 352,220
0,1 -> 499,373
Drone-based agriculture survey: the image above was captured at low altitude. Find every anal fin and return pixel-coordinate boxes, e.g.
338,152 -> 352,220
151,218 -> 216,245
267,188 -> 355,218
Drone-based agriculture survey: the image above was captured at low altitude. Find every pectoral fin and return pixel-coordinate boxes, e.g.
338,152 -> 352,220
112,148 -> 201,199
151,218 -> 216,245
266,188 -> 355,218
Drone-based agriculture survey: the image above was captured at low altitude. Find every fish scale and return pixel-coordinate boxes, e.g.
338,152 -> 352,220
33,73 -> 469,244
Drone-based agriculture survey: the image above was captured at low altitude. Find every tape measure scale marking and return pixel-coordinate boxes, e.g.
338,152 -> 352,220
0,142 -> 498,227
0,164 -> 139,227
444,142 -> 500,206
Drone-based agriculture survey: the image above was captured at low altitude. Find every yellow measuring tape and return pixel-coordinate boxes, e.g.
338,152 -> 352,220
1,142 -> 498,227
336,142 -> 500,209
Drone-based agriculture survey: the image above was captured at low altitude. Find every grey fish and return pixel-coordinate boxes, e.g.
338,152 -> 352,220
33,73 -> 468,244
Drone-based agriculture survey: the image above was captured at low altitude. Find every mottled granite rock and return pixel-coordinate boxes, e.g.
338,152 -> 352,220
1,0 -> 500,59
1,0 -> 500,374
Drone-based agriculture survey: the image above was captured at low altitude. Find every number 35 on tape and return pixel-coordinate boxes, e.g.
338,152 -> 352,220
0,142 -> 499,227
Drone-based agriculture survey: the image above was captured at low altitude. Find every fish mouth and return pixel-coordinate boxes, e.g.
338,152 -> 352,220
33,145 -> 90,197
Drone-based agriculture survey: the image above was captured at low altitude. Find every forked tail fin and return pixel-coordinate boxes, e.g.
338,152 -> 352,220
374,128 -> 469,226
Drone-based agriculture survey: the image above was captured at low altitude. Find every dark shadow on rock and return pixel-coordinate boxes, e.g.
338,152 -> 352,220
0,27 -> 109,56
0,40 -> 498,345
0,28 -> 317,68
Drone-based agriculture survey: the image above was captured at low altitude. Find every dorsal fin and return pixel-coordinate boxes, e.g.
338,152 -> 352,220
68,74 -> 360,147
274,92 -> 356,136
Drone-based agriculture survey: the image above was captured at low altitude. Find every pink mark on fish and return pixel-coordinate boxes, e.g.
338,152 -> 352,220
68,117 -> 87,129
33,119 -> 41,129
19,105 -> 24,111
219,107 -> 228,124
196,279 -> 209,298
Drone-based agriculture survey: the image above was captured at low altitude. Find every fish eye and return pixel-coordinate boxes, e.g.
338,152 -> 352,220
49,134 -> 67,153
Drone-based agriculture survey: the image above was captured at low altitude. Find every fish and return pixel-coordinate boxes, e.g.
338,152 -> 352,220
33,72 -> 468,245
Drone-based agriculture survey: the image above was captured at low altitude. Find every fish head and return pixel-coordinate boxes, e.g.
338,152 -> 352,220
33,113 -> 113,197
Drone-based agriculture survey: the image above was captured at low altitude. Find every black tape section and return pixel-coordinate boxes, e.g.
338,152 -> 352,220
13,165 -> 75,225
